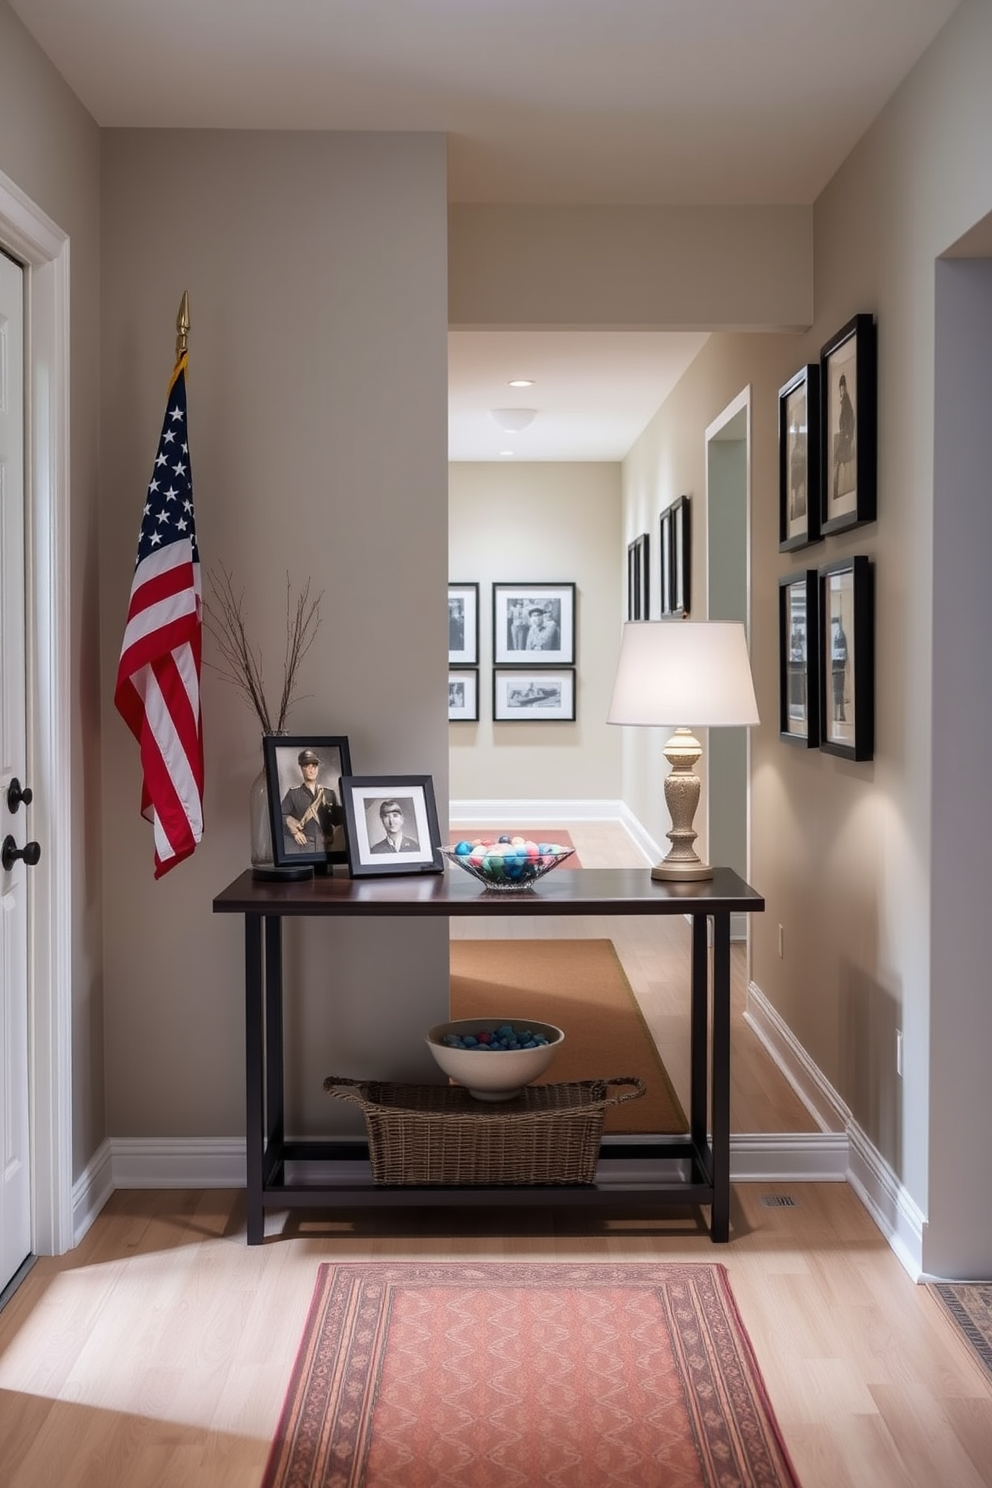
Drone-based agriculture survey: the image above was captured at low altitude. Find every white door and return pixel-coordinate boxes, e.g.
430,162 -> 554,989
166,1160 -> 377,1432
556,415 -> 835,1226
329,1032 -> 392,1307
0,246 -> 32,1293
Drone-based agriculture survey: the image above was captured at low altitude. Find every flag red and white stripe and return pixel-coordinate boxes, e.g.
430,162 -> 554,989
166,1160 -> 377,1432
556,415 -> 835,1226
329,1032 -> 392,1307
115,351 -> 204,877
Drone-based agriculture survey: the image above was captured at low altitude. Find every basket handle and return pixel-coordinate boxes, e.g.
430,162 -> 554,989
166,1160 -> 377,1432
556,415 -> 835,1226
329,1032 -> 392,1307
601,1076 -> 647,1106
323,1075 -> 366,1105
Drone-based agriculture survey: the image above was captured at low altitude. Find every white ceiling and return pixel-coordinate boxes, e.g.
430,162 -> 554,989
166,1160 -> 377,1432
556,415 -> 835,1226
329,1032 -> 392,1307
9,0 -> 961,460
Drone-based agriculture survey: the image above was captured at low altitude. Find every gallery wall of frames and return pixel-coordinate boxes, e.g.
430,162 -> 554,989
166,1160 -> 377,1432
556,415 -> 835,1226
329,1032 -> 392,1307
777,312 -> 876,761
448,580 -> 577,724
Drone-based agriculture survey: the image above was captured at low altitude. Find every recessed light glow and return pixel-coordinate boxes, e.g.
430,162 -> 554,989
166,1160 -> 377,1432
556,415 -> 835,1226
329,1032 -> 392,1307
499,449 -> 515,457
508,379 -> 534,388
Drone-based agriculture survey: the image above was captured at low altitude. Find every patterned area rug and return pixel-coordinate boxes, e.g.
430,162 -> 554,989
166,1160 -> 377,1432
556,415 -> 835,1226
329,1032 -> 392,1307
929,1282 -> 992,1382
261,1261 -> 802,1488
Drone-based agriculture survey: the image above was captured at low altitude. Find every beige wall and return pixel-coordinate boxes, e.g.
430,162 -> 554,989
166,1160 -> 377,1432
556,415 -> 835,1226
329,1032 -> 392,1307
450,205 -> 812,330
449,462 -> 623,805
620,0 -> 992,1276
0,0 -> 104,1174
100,130 -> 450,1140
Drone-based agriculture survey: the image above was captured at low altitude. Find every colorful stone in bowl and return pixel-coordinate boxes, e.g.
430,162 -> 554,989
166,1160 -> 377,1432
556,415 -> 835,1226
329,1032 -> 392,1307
426,1017 -> 565,1100
443,836 -> 574,891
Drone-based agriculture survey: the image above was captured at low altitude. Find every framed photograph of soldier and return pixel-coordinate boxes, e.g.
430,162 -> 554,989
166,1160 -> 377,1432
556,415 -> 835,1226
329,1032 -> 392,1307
340,775 -> 444,878
778,364 -> 821,551
448,669 -> 479,722
627,535 -> 649,620
448,582 -> 479,666
820,313 -> 877,537
492,582 -> 576,666
659,496 -> 690,616
778,570 -> 820,747
818,556 -> 874,762
264,734 -> 353,871
493,668 -> 576,722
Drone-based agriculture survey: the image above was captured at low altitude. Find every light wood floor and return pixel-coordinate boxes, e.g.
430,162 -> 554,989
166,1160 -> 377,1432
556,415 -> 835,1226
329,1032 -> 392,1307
2,824 -> 990,1486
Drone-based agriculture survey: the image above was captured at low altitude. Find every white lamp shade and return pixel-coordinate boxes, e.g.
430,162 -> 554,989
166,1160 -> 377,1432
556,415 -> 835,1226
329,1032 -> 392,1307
607,620 -> 759,728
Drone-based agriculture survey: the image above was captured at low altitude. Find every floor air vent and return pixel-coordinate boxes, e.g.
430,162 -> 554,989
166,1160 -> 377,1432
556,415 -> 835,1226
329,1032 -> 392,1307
759,1194 -> 798,1208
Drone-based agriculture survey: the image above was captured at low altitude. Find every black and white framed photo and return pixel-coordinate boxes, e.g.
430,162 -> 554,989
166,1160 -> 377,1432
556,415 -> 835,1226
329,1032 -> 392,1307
659,496 -> 690,616
779,365 -> 821,551
448,582 -> 479,666
627,535 -> 650,620
448,669 -> 479,722
778,571 -> 819,747
819,556 -> 874,761
660,509 -> 673,615
492,582 -> 576,666
493,669 -> 575,722
339,775 -> 443,877
820,314 -> 877,537
264,734 -> 352,870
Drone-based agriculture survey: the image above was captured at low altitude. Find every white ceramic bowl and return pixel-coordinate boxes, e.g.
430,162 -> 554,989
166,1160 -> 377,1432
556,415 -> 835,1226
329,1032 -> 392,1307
426,1017 -> 564,1101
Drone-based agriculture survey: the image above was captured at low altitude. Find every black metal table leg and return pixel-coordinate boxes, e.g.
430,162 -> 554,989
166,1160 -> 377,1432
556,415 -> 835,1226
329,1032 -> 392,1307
244,914 -> 265,1245
710,910 -> 731,1242
689,913 -> 709,1162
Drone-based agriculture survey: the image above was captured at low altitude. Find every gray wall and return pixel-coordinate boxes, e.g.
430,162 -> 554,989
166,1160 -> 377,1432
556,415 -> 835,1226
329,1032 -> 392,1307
100,130 -> 450,1139
0,0 -> 105,1173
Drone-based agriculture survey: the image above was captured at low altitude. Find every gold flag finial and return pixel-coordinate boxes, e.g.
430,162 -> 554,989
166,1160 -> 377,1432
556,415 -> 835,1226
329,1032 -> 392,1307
175,291 -> 190,360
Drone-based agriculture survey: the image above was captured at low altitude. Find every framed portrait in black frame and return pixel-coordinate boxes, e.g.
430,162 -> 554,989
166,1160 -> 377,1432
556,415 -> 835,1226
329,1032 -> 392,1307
779,364 -> 821,551
820,314 -> 877,537
340,775 -> 443,878
448,669 -> 479,722
660,496 -> 690,616
492,582 -> 576,666
627,535 -> 649,620
819,556 -> 874,761
493,668 -> 575,722
778,570 -> 819,747
264,734 -> 352,872
448,582 -> 479,665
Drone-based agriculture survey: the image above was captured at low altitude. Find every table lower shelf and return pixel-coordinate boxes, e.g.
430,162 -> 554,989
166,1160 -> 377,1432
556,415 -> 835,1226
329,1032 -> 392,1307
247,1136 -> 726,1239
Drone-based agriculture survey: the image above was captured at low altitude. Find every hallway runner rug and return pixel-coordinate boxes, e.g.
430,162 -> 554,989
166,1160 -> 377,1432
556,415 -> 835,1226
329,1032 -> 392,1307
928,1282 -> 992,1383
260,1261 -> 803,1488
450,938 -> 686,1134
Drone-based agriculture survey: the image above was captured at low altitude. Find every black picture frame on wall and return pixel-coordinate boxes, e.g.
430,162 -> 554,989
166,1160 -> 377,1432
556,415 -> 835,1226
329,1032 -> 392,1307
819,556 -> 874,761
779,365 -> 821,551
778,570 -> 819,747
627,534 -> 649,620
448,669 -> 479,722
492,582 -> 576,666
448,582 -> 479,666
493,668 -> 575,722
659,496 -> 690,616
820,313 -> 877,537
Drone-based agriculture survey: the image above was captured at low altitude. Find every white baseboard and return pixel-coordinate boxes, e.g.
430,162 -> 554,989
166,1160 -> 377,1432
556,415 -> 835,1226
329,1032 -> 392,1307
71,1139 -> 114,1248
745,979 -> 926,1279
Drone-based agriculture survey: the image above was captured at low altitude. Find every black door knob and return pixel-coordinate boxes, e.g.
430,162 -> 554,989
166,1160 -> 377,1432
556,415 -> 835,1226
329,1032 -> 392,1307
1,836 -> 41,872
6,778 -> 33,814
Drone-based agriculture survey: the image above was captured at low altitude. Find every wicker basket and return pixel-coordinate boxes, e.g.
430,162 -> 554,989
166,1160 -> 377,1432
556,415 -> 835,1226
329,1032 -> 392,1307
323,1075 -> 645,1186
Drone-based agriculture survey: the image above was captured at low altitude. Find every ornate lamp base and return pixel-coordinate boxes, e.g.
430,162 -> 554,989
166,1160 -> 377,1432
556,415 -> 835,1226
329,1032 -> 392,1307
650,727 -> 714,883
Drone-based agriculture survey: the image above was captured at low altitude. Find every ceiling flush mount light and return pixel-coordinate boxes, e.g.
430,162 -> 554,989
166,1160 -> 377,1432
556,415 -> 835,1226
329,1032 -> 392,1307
508,378 -> 534,388
607,621 -> 759,882
489,408 -> 537,432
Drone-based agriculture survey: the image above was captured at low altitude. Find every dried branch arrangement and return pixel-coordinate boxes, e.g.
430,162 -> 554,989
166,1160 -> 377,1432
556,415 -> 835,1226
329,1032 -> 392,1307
203,564 -> 322,734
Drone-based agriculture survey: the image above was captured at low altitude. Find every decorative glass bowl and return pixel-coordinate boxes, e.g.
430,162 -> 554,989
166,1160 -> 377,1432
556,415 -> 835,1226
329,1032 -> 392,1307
443,837 -> 575,891
426,1017 -> 565,1100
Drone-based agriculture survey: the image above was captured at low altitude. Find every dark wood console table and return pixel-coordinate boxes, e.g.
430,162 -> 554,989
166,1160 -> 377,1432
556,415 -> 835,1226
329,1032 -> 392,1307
213,866 -> 764,1244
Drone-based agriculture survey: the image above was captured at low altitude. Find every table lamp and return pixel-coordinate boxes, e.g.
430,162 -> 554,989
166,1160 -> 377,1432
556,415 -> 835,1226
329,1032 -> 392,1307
607,620 -> 759,882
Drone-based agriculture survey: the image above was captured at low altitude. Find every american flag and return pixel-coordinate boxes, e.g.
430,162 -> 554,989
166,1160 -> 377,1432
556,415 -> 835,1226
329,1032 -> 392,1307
115,349 -> 204,878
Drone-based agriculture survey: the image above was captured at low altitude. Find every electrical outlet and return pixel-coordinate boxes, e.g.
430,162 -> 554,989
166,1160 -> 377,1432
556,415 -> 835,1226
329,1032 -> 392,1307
777,925 -> 784,958
896,1030 -> 904,1077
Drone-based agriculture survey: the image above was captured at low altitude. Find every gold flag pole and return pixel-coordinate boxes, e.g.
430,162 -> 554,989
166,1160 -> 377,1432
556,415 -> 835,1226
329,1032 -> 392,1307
175,291 -> 190,360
